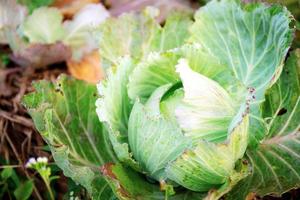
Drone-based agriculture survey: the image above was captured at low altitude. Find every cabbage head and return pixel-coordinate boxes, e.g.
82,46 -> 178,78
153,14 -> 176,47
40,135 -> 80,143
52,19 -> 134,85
23,0 -> 300,199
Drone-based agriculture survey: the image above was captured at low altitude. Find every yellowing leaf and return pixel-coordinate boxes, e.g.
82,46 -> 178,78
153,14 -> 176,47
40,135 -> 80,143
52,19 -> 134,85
22,7 -> 65,44
67,50 -> 103,84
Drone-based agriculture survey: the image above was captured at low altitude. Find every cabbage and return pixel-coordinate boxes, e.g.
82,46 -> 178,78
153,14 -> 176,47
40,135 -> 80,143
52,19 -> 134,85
23,0 -> 300,199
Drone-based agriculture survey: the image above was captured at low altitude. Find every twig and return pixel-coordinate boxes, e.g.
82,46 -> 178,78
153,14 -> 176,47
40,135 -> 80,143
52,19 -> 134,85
0,162 -> 57,169
0,110 -> 34,128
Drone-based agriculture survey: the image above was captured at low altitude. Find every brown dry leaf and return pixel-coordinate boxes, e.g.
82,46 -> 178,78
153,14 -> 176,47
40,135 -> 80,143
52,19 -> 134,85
67,50 -> 103,84
52,0 -> 100,18
10,42 -> 71,68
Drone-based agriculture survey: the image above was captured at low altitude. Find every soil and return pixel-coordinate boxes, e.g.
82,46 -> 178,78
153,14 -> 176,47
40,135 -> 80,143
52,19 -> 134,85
0,44 -> 69,199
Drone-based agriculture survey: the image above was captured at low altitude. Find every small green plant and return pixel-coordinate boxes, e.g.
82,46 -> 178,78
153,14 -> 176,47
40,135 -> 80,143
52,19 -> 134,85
25,157 -> 55,200
0,159 -> 34,200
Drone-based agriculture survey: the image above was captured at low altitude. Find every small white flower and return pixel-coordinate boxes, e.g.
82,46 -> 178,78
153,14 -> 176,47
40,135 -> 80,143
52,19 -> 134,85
37,157 -> 48,164
25,157 -> 36,168
43,157 -> 48,163
37,157 -> 43,163
29,157 -> 36,163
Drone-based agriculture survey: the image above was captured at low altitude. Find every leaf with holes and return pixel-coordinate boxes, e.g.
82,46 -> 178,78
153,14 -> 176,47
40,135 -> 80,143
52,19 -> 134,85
22,75 -> 117,199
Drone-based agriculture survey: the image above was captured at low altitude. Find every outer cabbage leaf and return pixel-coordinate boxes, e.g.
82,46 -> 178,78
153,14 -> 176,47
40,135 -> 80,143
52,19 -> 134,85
190,0 -> 294,146
96,57 -> 140,170
22,75 -> 117,199
63,4 -> 110,60
22,7 -> 65,44
225,50 -> 300,199
190,0 -> 293,95
98,8 -> 192,68
101,163 -> 205,200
